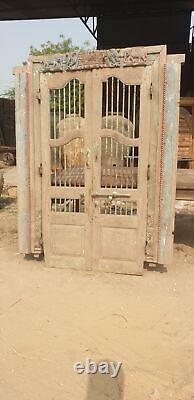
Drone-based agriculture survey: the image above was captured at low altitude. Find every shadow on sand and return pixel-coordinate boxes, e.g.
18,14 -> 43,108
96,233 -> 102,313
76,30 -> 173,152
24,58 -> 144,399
85,359 -> 124,400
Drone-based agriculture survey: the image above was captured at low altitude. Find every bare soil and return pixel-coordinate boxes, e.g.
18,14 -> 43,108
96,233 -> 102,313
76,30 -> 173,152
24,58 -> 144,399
1,170 -> 194,399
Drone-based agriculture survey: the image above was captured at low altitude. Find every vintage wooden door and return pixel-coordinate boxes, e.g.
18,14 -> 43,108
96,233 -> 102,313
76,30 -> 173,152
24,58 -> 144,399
40,65 -> 151,274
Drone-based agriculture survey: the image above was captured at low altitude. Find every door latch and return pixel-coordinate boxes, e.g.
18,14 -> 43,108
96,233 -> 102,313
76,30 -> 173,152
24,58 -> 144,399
150,83 -> 153,99
39,163 -> 43,177
85,149 -> 91,168
147,164 -> 150,181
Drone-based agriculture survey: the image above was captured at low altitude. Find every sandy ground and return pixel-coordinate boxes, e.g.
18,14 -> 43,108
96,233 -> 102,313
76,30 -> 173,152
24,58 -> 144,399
1,168 -> 194,399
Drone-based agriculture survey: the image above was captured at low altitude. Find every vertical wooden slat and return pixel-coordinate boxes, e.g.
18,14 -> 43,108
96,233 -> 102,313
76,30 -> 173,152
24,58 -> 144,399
106,80 -> 108,128
68,81 -> 71,116
128,85 -> 131,136
15,70 -> 31,254
79,82 -> 81,117
116,78 -> 119,130
122,83 -> 125,133
63,87 -> 66,119
73,79 -> 76,118
133,85 -> 136,139
158,60 -> 182,266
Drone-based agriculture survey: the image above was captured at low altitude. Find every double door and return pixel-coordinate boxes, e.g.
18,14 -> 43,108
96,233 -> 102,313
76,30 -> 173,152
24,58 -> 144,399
40,66 -> 151,274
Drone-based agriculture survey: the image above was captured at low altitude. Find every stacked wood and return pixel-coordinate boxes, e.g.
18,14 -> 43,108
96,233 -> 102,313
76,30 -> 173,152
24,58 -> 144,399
176,168 -> 194,190
178,106 -> 192,160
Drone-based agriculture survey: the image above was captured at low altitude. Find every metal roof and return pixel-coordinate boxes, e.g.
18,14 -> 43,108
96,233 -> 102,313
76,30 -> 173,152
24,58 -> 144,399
0,0 -> 193,20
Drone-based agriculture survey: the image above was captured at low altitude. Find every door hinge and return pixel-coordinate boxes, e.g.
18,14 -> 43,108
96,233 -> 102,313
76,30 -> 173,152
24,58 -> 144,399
36,89 -> 41,103
147,164 -> 150,181
39,163 -> 43,177
150,83 -> 153,99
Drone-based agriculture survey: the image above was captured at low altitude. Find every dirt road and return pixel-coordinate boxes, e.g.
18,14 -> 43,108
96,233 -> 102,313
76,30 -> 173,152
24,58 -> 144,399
1,188 -> 194,399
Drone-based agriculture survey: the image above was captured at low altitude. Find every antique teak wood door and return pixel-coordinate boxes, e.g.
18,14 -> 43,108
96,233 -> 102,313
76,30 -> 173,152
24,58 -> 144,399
40,64 -> 151,274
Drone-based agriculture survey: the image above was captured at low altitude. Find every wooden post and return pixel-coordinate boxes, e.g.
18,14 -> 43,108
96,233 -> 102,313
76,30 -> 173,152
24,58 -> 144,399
15,70 -> 31,254
158,56 -> 184,266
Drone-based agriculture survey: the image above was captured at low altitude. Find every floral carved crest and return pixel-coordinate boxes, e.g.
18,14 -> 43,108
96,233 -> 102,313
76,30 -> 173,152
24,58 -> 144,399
40,48 -> 150,73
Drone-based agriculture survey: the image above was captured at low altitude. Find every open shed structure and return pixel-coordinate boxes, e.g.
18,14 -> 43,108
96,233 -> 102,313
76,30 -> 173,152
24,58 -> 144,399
14,45 -> 184,273
0,0 -> 192,53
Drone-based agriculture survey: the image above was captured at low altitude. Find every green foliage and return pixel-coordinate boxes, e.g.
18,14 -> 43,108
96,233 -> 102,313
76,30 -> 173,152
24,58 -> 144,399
30,34 -> 91,56
0,88 -> 15,100
2,36 -> 91,101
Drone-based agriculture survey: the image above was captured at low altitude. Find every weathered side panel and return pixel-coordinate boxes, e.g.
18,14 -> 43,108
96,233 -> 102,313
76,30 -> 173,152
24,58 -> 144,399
15,70 -> 31,254
145,46 -> 166,262
158,59 -> 182,266
32,64 -> 42,254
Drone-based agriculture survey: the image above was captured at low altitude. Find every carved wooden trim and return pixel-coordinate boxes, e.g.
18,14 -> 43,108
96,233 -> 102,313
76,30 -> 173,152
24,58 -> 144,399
40,48 -> 151,73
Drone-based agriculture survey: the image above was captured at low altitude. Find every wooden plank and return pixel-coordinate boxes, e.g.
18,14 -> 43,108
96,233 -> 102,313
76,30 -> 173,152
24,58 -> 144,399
176,189 -> 194,201
180,97 -> 194,106
176,168 -> 194,189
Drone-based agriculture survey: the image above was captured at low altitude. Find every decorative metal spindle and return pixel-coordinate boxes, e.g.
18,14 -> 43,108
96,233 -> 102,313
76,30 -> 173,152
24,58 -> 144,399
59,146 -> 62,187
116,78 -> 119,130
126,148 -> 129,188
106,80 -> 108,128
133,86 -> 136,139
110,137 -> 113,188
69,81 -> 71,116
109,203 -> 111,215
111,77 -> 114,129
121,144 -> 124,188
58,89 -> 61,125
132,146 -> 134,188
115,141 -> 118,189
79,82 -> 81,117
54,149 -> 56,187
53,92 -> 56,137
122,83 -> 125,134
128,85 -> 131,136
73,79 -> 76,119
58,90 -> 61,189
63,87 -> 66,119
53,90 -> 57,189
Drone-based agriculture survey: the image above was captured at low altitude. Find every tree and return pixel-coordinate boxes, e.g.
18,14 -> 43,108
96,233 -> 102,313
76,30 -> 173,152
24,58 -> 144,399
0,87 -> 15,100
0,35 -> 92,99
30,34 -> 91,56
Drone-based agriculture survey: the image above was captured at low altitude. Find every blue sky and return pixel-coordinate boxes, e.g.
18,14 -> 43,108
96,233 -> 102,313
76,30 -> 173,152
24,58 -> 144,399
0,18 -> 96,93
